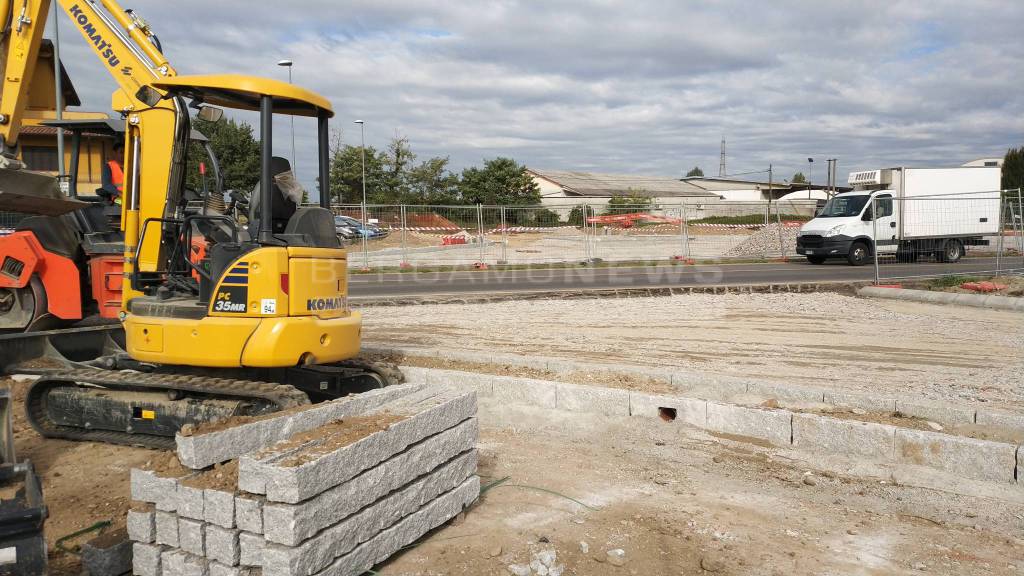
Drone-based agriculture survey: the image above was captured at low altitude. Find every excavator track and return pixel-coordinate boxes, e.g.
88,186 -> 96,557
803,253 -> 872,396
25,368 -> 310,450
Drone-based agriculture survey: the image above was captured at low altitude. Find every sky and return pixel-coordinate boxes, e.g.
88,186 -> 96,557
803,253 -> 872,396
46,1 -> 1023,193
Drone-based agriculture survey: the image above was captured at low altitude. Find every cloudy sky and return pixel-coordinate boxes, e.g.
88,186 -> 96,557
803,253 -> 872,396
47,1 -> 1023,192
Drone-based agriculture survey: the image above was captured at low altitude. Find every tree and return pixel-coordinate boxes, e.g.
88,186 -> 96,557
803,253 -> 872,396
458,157 -> 540,205
685,166 -> 704,178
791,172 -> 807,183
407,156 -> 461,205
328,133 -> 387,205
567,204 -> 596,226
186,117 -> 261,194
1003,147 -> 1024,192
603,189 -> 653,214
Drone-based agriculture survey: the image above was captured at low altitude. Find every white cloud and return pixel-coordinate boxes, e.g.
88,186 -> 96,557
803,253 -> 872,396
47,0 -> 1024,192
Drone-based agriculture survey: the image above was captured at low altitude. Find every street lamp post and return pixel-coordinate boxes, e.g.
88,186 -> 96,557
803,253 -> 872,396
277,60 -> 297,183
807,157 -> 814,199
354,120 -> 368,269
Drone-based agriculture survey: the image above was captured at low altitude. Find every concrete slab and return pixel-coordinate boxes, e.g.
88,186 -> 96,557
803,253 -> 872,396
239,532 -> 266,568
176,383 -> 426,470
895,429 -> 1017,483
309,476 -> 480,576
705,402 -> 792,446
896,400 -> 976,426
177,483 -> 205,520
205,489 -> 235,529
206,525 -> 240,567
132,542 -> 164,576
792,413 -> 896,461
178,517 -> 206,557
234,495 -> 263,535
491,377 -> 556,408
127,508 -> 155,544
155,511 -> 179,547
242,388 -> 476,503
555,383 -> 629,416
262,451 -> 477,576
263,419 -> 479,546
628,393 -> 706,427
823,391 -> 896,414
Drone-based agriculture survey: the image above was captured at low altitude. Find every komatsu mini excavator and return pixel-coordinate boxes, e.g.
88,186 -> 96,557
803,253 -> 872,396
0,0 -> 400,449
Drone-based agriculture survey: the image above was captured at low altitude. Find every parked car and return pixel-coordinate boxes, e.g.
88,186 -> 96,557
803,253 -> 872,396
334,215 -> 389,240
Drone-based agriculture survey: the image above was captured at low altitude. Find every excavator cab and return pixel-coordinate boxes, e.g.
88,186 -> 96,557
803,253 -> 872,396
122,75 -> 360,370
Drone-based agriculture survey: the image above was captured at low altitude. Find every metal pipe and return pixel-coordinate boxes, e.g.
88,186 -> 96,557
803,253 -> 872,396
317,112 -> 330,209
68,131 -> 80,197
52,6 -> 65,179
872,197 -> 880,284
258,95 -> 273,244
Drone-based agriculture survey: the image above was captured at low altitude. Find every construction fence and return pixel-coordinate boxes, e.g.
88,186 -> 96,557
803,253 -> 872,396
334,199 -> 820,269
870,189 -> 1024,284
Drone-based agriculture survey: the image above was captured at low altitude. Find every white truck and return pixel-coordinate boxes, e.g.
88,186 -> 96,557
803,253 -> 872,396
796,167 -> 1002,265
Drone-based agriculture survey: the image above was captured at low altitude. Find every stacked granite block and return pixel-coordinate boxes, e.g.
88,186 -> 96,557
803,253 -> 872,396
127,383 -> 479,576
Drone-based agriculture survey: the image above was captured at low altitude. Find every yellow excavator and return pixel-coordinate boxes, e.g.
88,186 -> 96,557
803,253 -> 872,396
0,0 -> 400,448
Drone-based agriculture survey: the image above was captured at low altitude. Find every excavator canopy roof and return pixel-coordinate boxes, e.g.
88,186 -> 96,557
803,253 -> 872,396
148,74 -> 334,118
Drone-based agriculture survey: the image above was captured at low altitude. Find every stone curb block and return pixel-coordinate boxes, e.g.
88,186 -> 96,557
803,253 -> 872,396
628,393 -> 706,427
176,383 -> 427,470
82,535 -> 132,576
310,476 -> 480,576
421,369 -> 495,396
205,489 -> 235,528
976,409 -> 1024,430
127,508 -> 155,544
895,429 -> 1017,483
131,469 -> 180,512
240,388 -> 476,503
261,451 -> 478,576
206,524 -> 241,566
235,495 -> 264,535
858,286 -> 1024,312
155,511 -> 179,547
896,400 -> 976,425
706,402 -> 791,446
262,418 -> 479,546
239,531 -> 265,568
556,383 -> 630,416
210,562 -> 260,576
178,518 -> 206,557
792,413 -> 896,461
177,484 -> 205,520
746,381 -> 825,403
132,542 -> 165,576
824,392 -> 897,414
492,377 -> 556,407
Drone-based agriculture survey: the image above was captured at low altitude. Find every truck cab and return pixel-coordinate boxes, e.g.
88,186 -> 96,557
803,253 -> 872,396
796,190 -> 895,266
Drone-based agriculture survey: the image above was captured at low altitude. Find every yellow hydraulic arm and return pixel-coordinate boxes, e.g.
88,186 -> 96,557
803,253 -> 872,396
0,0 -> 191,299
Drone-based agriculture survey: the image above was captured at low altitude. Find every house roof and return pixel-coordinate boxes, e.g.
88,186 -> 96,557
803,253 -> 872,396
529,169 -> 720,198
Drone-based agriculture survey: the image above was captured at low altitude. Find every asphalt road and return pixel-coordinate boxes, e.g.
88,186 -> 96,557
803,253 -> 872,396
348,257 -> 1022,298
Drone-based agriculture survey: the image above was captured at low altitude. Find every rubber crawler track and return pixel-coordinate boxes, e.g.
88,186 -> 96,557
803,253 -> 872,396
25,369 -> 310,450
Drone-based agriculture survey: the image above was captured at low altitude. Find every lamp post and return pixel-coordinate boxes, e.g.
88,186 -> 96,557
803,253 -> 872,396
807,157 -> 814,199
277,59 -> 296,181
354,120 -> 368,269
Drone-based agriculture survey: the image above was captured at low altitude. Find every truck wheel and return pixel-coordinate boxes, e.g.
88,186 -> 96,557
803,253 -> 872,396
806,255 -> 827,265
847,242 -> 870,266
937,239 -> 963,263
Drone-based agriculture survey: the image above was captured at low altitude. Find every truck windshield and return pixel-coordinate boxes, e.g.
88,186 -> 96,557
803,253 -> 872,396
817,195 -> 870,218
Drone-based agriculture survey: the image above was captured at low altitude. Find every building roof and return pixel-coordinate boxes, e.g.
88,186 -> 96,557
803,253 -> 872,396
529,169 -> 720,198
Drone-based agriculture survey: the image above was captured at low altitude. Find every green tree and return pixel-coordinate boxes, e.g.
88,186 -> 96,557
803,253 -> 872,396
407,156 -> 461,205
603,189 -> 653,214
186,117 -> 261,194
791,172 -> 807,183
567,204 -> 596,226
458,157 -> 540,205
328,133 -> 387,204
1003,147 -> 1024,192
685,166 -> 704,177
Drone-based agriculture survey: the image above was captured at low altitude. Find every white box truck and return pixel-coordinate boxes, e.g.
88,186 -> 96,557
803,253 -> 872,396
796,167 -> 1002,265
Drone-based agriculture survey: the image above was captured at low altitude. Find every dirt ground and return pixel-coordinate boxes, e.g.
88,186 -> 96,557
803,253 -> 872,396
1,377 -> 159,575
379,399 -> 1024,575
362,292 -> 1024,411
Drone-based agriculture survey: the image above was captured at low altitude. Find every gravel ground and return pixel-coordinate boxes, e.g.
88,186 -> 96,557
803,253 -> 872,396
724,223 -> 797,258
362,292 -> 1024,410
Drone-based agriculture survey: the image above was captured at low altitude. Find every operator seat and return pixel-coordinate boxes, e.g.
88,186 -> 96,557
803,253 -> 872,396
247,156 -> 339,249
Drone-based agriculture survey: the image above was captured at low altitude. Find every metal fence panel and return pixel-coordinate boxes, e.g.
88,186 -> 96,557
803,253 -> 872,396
871,190 -> 1024,283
